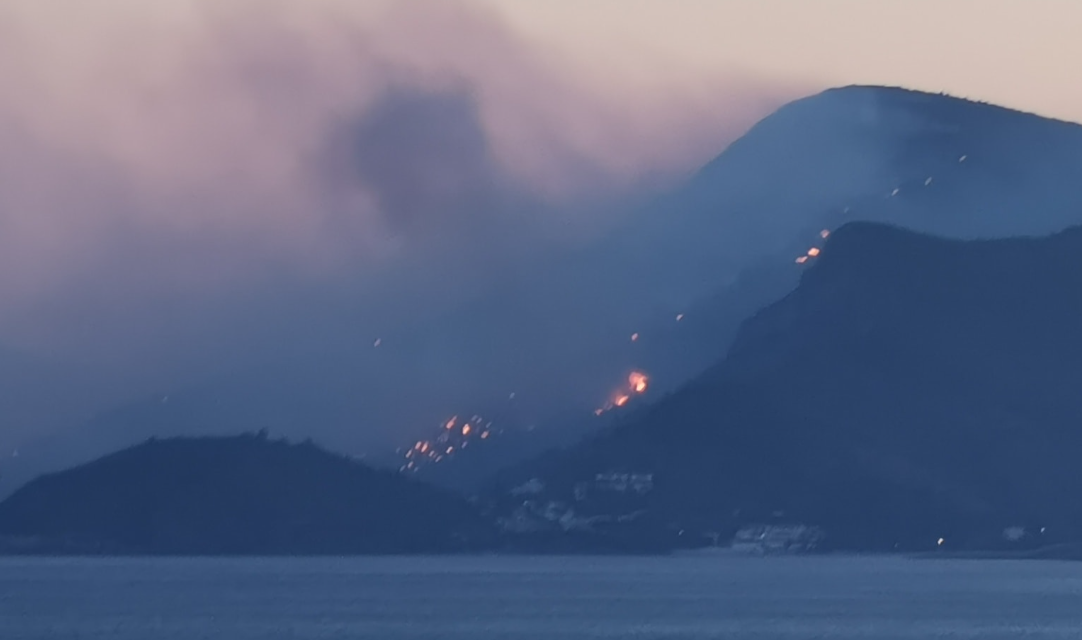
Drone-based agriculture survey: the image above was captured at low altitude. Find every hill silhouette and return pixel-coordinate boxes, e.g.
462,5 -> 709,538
0,433 -> 493,555
488,222 -> 1082,552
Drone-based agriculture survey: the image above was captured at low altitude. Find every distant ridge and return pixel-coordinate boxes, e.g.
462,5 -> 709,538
0,434 -> 494,555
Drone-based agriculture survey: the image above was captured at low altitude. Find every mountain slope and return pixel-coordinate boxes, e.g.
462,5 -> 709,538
613,86 -> 1082,309
0,434 -> 493,555
488,222 -> 1082,552
13,86 -> 1082,502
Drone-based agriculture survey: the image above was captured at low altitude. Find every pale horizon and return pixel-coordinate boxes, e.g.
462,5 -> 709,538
473,0 -> 1082,125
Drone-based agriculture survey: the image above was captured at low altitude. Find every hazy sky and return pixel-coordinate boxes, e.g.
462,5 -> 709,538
3,0 -> 1082,452
0,0 -> 791,356
473,0 -> 1082,124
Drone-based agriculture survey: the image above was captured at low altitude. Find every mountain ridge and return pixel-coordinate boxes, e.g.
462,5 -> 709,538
486,220 -> 1082,552
10,84 -> 1082,511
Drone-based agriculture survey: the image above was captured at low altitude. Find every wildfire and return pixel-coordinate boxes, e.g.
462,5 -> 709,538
796,233 -> 829,265
595,370 -> 651,415
398,412 -> 502,474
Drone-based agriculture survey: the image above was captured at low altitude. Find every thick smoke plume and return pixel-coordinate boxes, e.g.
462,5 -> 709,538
0,0 -> 795,449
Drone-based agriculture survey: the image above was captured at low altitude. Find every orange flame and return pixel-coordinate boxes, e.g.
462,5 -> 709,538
595,370 -> 652,415
462,424 -> 471,436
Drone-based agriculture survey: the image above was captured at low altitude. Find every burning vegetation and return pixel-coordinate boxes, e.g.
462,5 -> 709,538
392,149 -> 976,488
394,224 -> 842,475
795,230 -> 831,264
399,413 -> 502,474
395,224 -> 839,476
594,370 -> 651,416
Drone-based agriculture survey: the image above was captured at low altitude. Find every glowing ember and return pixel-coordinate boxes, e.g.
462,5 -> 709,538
819,229 -> 830,239
807,247 -> 821,257
398,411 -> 504,474
630,332 -> 639,342
795,256 -> 808,264
596,369 -> 651,415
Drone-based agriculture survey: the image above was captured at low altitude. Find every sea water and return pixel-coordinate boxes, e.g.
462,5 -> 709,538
2,554 -> 1081,639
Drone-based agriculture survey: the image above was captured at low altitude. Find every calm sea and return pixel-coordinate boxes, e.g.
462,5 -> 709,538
1,554 -> 1081,639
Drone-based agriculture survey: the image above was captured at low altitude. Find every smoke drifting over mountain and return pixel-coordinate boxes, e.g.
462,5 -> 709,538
0,0 -> 794,446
